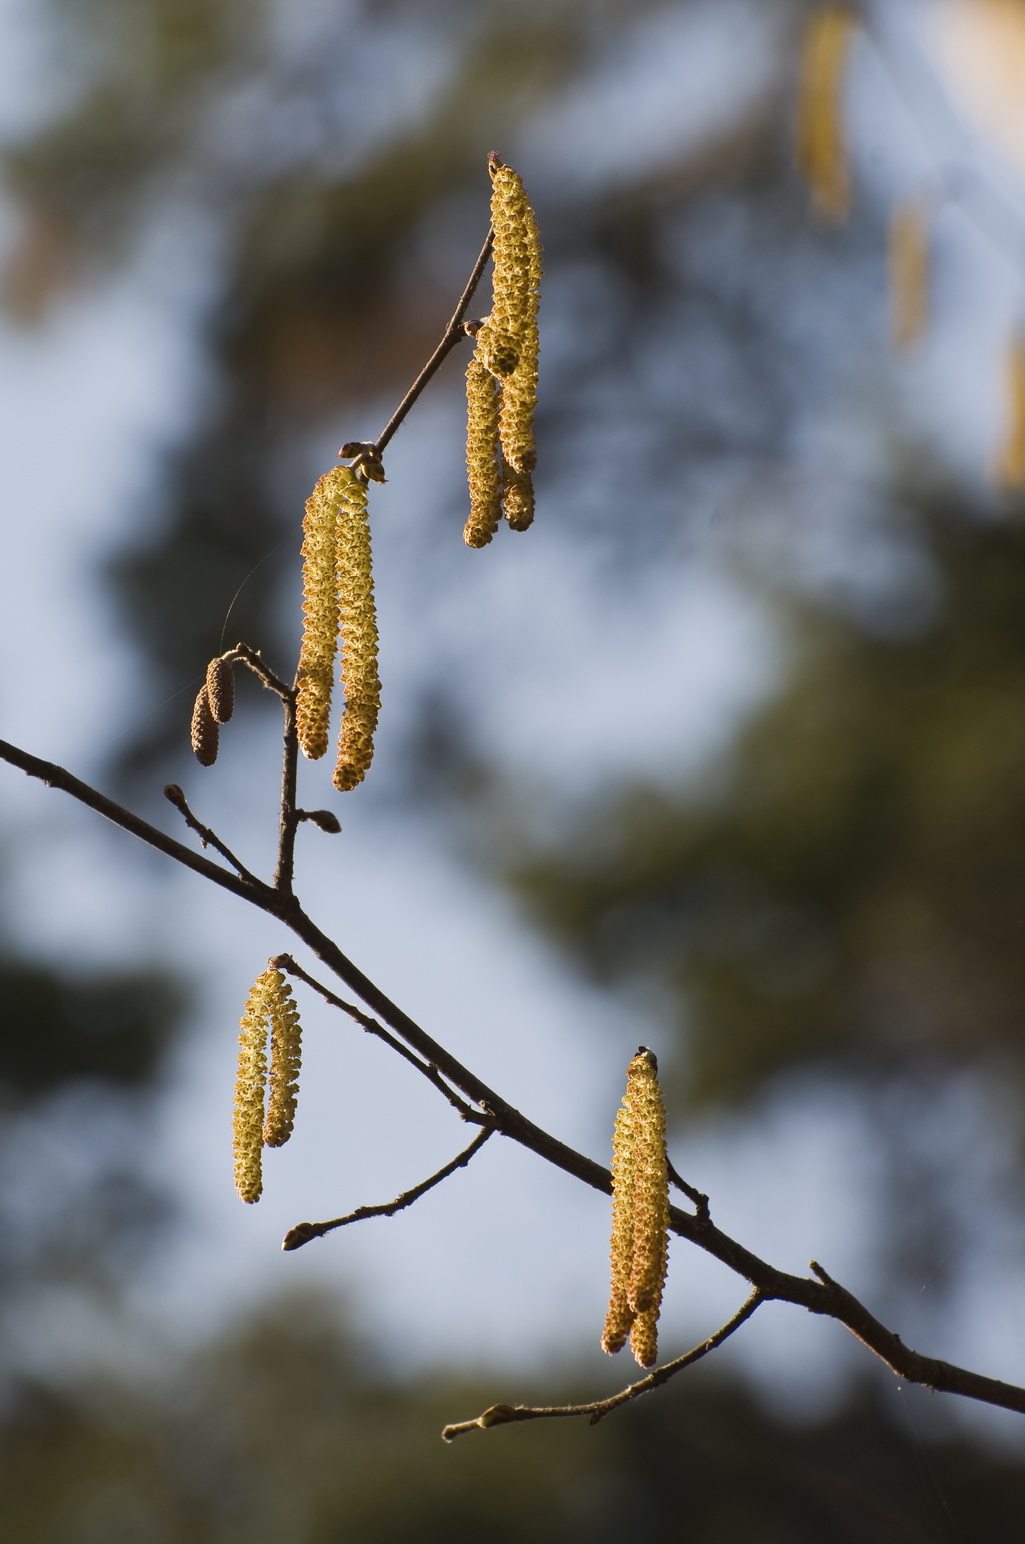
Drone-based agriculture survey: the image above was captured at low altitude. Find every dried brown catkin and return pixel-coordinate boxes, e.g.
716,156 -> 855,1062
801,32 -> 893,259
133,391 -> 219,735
601,1048 -> 670,1369
190,686 -> 218,766
205,655 -> 235,724
795,5 -> 857,225
333,471 -> 381,792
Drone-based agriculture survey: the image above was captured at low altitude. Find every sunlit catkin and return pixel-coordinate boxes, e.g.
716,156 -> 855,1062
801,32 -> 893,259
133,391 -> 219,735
464,355 -> 502,548
296,466 -> 349,760
333,470 -> 381,791
233,969 -> 275,1203
601,1048 -> 670,1368
488,155 -> 541,481
190,686 -> 218,766
262,973 -> 302,1148
889,200 -> 929,350
501,463 -> 535,533
795,5 -> 857,224
998,332 -> 1025,492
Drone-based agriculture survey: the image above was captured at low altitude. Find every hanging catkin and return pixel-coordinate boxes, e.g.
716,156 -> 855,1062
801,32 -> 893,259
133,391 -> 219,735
263,975 -> 303,1148
601,1048 -> 670,1369
998,331 -> 1025,492
795,5 -> 857,224
233,966 -> 304,1201
296,465 -> 350,760
488,155 -> 541,526
190,685 -> 219,766
889,200 -> 929,350
464,355 -> 503,547
333,470 -> 381,791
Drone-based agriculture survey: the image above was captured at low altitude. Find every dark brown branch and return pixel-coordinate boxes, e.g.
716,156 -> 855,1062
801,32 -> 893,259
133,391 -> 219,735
273,954 -> 483,1122
282,1127 -> 494,1251
2,737 -> 1025,1421
442,1290 -> 764,1441
667,1158 -> 709,1218
162,783 -> 258,884
371,228 -> 494,456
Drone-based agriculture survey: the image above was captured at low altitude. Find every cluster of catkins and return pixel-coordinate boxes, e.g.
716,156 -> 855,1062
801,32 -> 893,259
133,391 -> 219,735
233,964 -> 303,1204
796,4 -> 1025,487
601,1047 -> 671,1369
463,154 -> 542,547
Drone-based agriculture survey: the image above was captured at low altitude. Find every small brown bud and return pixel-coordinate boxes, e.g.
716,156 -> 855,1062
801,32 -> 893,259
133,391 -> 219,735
190,687 -> 218,766
205,655 -> 235,724
301,809 -> 342,833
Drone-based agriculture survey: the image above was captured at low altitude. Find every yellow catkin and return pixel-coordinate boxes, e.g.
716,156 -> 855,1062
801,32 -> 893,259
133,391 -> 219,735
296,466 -> 350,760
464,355 -> 503,548
600,1048 -> 670,1369
205,655 -> 235,724
333,471 -> 381,792
233,968 -> 277,1204
488,156 -> 542,482
501,462 -> 535,533
795,5 -> 858,224
601,1102 -> 637,1356
263,972 -> 303,1148
190,686 -> 218,766
997,332 -> 1025,492
889,200 -> 929,350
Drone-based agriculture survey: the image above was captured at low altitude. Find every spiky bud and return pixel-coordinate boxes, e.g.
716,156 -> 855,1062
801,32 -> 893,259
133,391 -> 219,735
333,471 -> 381,792
263,974 -> 303,1148
464,355 -> 502,548
205,655 -> 235,724
795,5 -> 857,225
601,1047 -> 670,1369
889,200 -> 929,351
489,157 -> 541,479
998,331 -> 1025,493
296,466 -> 349,760
190,686 -> 219,766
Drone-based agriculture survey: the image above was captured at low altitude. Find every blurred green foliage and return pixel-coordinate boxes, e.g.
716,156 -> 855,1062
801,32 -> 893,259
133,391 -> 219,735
1,1291 -> 1023,1542
508,503 -> 1025,1112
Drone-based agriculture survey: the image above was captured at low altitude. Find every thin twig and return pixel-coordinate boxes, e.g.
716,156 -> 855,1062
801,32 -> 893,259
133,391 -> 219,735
162,783 -> 259,884
667,1158 -> 710,1218
274,683 -> 300,894
372,228 -> 494,456
441,1290 -> 764,1441
272,954 -> 484,1122
282,1127 -> 494,1251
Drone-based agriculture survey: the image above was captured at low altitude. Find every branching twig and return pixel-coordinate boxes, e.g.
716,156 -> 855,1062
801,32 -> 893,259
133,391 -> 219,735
282,1126 -> 494,1251
162,783 -> 259,884
667,1158 -> 709,1218
273,954 -> 484,1122
4,734 -> 1025,1420
441,1290 -> 764,1441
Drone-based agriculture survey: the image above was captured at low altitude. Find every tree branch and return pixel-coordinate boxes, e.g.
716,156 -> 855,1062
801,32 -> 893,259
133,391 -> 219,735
441,1290 -> 764,1441
3,735 -> 1025,1422
282,1127 -> 494,1251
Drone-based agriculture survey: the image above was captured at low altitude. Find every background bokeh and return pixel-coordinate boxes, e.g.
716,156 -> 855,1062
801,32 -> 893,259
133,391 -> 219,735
4,0 -> 1025,1535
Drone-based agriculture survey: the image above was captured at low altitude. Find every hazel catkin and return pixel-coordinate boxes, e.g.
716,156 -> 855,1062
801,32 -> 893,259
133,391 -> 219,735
600,1047 -> 670,1369
333,471 -> 381,791
296,465 -> 350,760
795,5 -> 858,225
